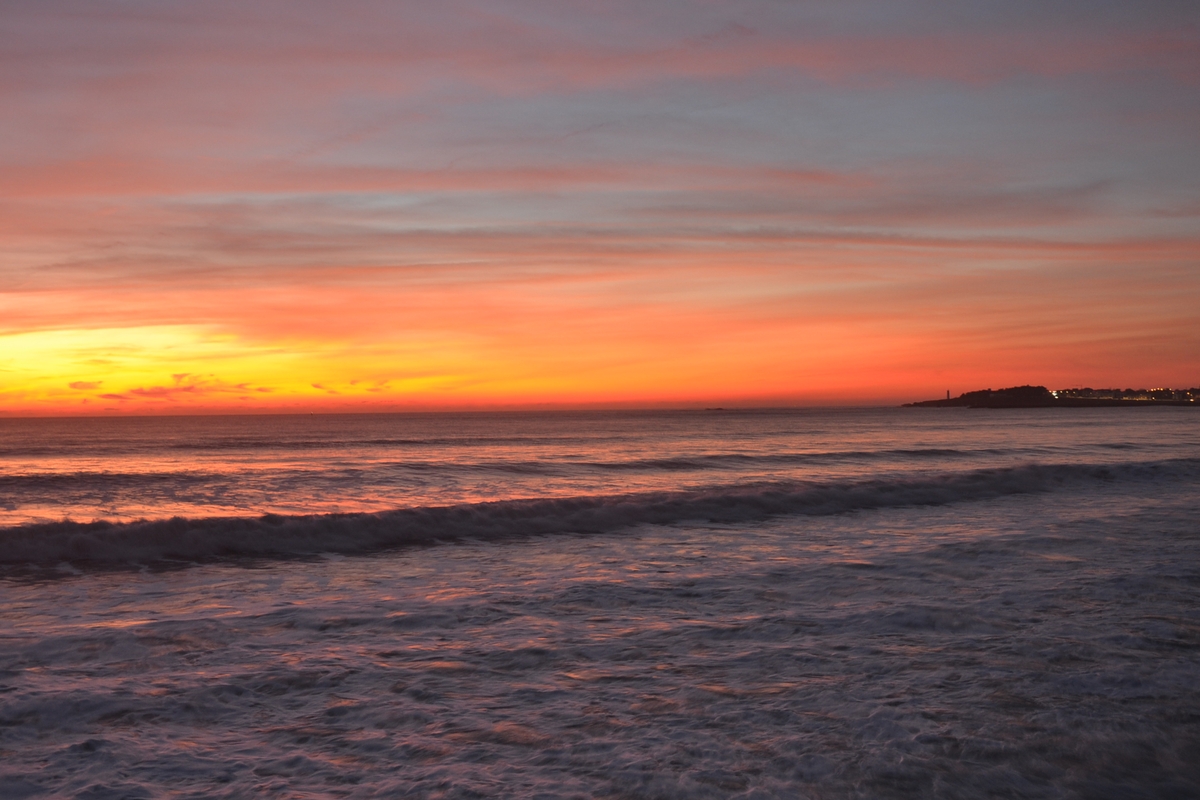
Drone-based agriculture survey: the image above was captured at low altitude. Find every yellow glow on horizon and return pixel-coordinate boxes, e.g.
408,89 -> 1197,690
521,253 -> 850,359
2,326 -> 252,408
0,325 -> 455,412
0,317 -> 852,414
0,321 -> 743,414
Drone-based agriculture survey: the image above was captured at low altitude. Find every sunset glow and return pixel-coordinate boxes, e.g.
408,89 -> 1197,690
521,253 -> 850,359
2,1 -> 1198,413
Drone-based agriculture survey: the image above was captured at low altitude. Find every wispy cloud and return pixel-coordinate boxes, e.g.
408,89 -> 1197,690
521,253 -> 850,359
1,0 -> 1197,410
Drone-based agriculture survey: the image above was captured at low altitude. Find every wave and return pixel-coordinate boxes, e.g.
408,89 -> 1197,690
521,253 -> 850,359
0,434 -> 622,459
583,448 -> 999,471
1,459 -> 1195,568
0,448 -> 1010,490
0,471 -> 220,491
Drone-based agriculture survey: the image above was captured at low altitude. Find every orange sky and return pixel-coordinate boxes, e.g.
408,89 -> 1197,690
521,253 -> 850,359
2,1 -> 1198,414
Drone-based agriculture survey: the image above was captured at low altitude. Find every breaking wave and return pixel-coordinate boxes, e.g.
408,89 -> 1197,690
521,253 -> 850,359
1,459 -> 1194,567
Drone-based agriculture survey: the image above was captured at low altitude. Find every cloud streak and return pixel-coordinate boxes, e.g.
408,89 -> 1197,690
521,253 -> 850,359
0,1 -> 1197,411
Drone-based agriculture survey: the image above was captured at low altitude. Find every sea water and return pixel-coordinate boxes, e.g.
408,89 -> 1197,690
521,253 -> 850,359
0,408 -> 1197,798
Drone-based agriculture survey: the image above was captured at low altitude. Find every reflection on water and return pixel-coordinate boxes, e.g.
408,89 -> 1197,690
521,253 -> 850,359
1,407 -> 1197,525
0,408 -> 1197,796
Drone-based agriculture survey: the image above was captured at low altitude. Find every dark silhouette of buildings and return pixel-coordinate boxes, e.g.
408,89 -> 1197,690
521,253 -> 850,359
905,385 -> 1199,408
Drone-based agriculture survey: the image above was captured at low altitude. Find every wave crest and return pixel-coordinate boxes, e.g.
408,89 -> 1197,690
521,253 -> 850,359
1,459 -> 1193,567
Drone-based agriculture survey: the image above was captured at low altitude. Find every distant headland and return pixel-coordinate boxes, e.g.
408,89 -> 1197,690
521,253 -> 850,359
905,385 -> 1199,408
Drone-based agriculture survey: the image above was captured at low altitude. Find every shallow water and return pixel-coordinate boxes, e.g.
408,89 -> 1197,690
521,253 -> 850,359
1,409 -> 1198,798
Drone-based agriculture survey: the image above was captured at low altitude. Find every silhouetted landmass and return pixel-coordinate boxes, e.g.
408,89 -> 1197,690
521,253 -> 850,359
905,385 -> 1200,408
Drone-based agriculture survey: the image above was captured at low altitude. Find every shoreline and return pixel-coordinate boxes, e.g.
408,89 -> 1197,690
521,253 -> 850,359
905,398 -> 1197,408
905,384 -> 1198,409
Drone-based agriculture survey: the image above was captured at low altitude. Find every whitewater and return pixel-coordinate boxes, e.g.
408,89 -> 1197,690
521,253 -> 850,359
1,408 -> 1198,798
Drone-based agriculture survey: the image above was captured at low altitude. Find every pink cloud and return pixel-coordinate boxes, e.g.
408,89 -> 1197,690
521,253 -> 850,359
1,2 -> 1196,407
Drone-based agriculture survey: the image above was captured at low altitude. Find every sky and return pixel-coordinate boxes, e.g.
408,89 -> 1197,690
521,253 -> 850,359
1,0 -> 1198,414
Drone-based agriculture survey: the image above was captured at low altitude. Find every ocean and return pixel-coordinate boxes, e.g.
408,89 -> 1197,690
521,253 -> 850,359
1,408 -> 1198,798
